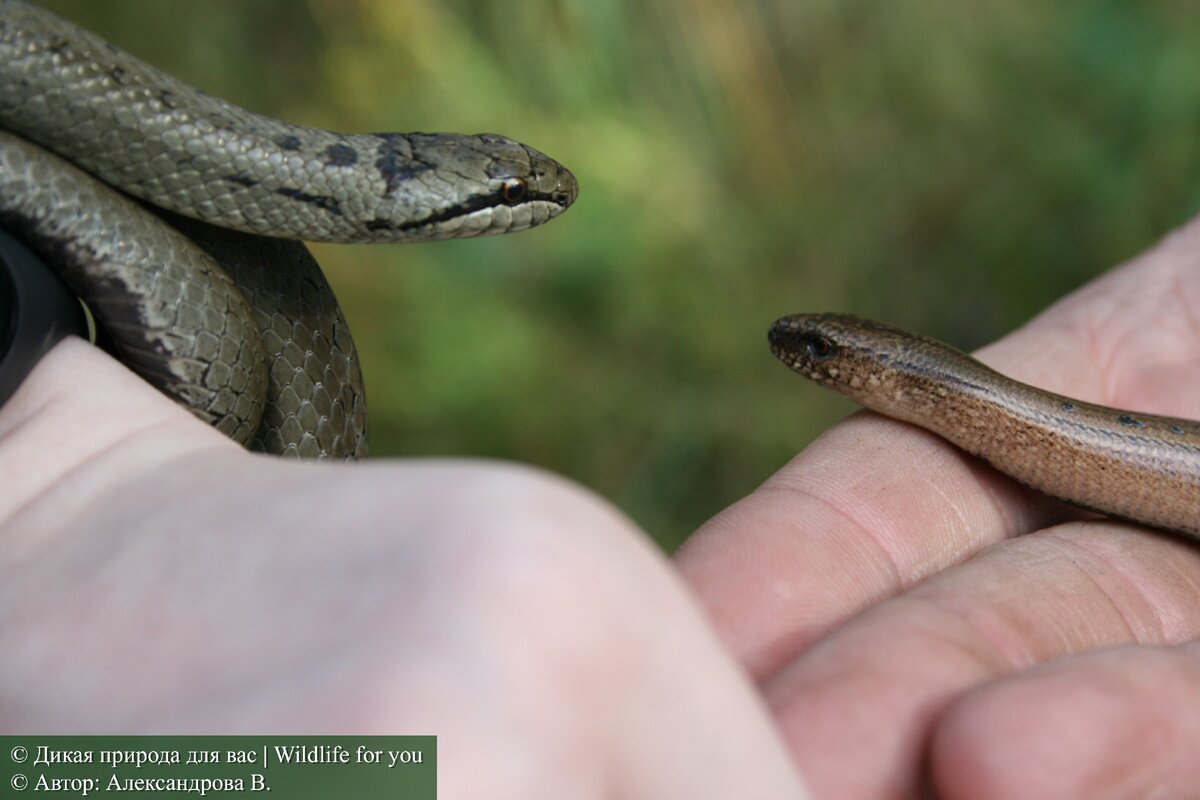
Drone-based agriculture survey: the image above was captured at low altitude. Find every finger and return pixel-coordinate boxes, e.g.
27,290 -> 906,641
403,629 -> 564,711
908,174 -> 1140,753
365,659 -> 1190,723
676,413 -> 1063,678
763,522 -> 1200,799
930,643 -> 1200,800
676,212 -> 1200,677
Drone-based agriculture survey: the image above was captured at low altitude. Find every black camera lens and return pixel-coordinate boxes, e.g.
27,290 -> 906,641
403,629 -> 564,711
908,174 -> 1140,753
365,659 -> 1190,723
0,230 -> 89,406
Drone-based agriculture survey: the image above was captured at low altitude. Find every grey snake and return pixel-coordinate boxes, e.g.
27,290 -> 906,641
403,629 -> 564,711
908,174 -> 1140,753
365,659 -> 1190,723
0,0 -> 578,458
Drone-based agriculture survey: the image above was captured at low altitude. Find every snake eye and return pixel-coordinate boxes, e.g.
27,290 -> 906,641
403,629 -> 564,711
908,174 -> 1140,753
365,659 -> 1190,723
805,334 -> 836,362
500,177 -> 528,206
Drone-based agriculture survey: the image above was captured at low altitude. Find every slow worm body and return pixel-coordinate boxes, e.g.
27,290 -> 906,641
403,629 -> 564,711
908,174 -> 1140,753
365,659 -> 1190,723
769,313 -> 1200,538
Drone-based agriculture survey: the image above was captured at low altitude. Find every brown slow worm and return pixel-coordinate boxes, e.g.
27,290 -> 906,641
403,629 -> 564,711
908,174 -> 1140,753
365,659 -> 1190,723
768,313 -> 1200,538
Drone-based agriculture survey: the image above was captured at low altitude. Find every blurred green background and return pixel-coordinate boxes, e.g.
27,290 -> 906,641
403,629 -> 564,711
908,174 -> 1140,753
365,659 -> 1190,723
41,0 -> 1200,549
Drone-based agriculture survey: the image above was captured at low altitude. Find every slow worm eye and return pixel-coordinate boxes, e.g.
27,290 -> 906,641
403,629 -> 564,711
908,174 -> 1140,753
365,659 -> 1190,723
500,177 -> 528,205
806,334 -> 836,361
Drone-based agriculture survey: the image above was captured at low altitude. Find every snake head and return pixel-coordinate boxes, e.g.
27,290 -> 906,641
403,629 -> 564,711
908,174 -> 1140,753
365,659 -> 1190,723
769,313 -> 885,375
364,132 -> 578,243
769,312 -> 994,419
768,313 -> 927,403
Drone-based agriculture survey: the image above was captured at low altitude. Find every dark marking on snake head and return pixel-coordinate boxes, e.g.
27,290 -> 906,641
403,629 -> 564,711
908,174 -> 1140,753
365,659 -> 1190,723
365,219 -> 395,232
375,134 -> 431,194
1171,426 -> 1185,435
158,91 -> 177,111
389,182 -> 551,233
1061,402 -> 1075,412
1117,415 -> 1144,428
225,174 -> 260,189
273,134 -> 303,151
321,144 -> 358,167
377,160 -> 432,193
275,187 -> 342,216
109,66 -> 126,85
47,36 -> 70,54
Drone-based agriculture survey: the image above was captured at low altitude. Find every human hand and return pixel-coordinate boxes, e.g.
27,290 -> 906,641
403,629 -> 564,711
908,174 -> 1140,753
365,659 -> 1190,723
0,339 -> 807,798
676,214 -> 1200,799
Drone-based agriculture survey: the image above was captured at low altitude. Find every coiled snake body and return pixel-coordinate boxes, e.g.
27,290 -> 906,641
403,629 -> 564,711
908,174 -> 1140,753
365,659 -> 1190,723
0,0 -> 578,457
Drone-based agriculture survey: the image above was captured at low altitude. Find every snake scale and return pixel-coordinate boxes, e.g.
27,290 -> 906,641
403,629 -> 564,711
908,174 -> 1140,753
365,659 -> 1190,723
770,314 -> 1200,538
0,0 -> 578,458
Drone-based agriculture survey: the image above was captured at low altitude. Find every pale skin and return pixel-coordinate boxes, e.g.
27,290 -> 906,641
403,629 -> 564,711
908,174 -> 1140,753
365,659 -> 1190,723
4,216 -> 1200,799
678,213 -> 1200,799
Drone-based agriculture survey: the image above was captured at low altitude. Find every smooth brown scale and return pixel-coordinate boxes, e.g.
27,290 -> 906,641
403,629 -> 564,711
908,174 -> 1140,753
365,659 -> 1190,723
769,313 -> 1200,538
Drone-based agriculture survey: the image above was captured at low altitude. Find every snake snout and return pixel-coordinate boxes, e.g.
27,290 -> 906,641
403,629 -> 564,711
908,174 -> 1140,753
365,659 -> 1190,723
519,141 -> 578,211
768,315 -> 810,351
554,165 -> 580,209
